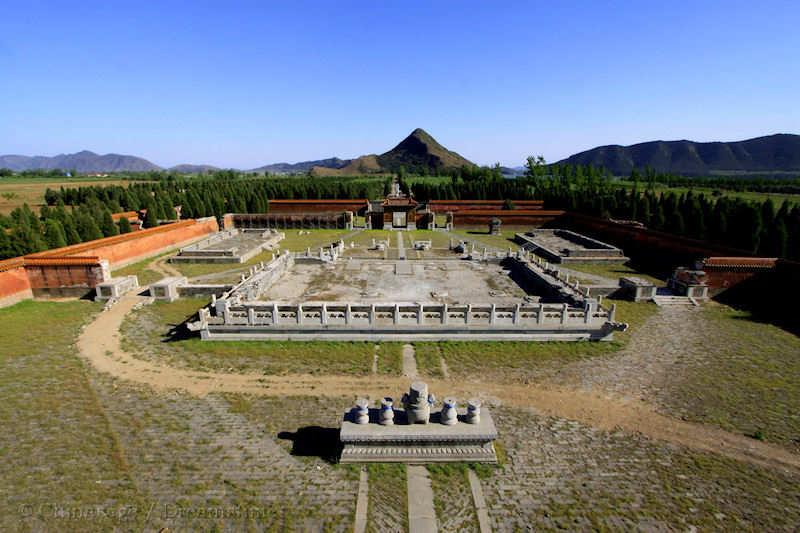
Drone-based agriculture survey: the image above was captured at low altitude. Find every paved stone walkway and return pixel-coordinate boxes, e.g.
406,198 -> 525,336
354,467 -> 369,533
467,469 -> 492,533
407,465 -> 438,532
397,231 -> 406,260
403,344 -> 419,379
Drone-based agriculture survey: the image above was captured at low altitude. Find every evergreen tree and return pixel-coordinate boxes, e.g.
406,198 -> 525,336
43,219 -> 67,249
99,209 -> 119,237
118,216 -> 132,234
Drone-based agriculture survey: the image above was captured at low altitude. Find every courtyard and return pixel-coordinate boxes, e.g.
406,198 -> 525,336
3,228 -> 800,531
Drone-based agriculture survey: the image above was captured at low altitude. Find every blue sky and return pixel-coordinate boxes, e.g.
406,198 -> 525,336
1,1 -> 798,168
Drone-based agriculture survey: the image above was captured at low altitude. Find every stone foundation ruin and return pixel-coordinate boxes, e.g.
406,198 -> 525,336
515,229 -> 626,263
169,228 -> 283,264
191,245 -> 627,341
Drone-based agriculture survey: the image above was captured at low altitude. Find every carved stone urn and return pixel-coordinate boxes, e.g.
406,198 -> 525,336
466,399 -> 481,424
354,398 -> 369,424
441,397 -> 458,426
379,397 -> 395,426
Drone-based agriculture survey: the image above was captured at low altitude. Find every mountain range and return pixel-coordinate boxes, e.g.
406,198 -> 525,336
2,132 -> 799,176
557,133 -> 800,175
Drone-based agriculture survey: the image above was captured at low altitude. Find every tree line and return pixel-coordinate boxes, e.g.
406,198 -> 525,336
1,167 -> 798,261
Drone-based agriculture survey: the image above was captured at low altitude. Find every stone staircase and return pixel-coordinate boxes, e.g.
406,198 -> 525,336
652,295 -> 699,307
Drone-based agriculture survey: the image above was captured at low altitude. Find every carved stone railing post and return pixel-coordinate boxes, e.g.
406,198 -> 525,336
561,303 -> 568,324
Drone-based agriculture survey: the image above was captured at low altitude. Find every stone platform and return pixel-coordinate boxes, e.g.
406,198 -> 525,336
340,384 -> 498,463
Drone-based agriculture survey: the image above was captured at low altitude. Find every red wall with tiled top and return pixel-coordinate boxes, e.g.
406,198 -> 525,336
24,262 -> 107,290
81,217 -> 218,268
0,266 -> 33,307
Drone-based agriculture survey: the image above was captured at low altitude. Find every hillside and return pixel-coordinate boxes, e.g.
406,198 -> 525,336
310,128 -> 475,176
251,157 -> 348,174
168,164 -> 220,174
0,150 -> 160,172
558,133 -> 800,175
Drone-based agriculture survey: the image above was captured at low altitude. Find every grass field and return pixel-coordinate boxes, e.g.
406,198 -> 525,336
449,229 -> 522,251
112,251 -> 172,286
121,297 -> 403,375
668,304 -> 800,450
170,250 -> 276,280
0,300 -> 146,530
275,229 -> 355,252
0,177 -> 148,214
563,261 -> 666,285
415,300 -> 657,381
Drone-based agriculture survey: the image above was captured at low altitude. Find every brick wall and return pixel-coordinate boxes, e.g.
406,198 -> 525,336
452,210 -> 565,227
428,200 -> 544,212
267,199 -> 369,214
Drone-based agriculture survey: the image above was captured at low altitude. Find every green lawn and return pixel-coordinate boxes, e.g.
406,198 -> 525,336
415,300 -> 657,381
0,300 -> 147,530
276,229 -> 355,252
112,251 -> 171,286
449,229 -> 521,252
170,249 -> 276,280
121,297 -> 402,375
563,261 -> 666,285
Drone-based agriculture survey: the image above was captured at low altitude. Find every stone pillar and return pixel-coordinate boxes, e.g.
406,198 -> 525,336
609,303 -> 616,322
211,293 -> 216,305
369,304 -> 375,325
441,303 -> 448,325
272,303 -> 279,325
584,298 -> 597,323
490,304 -> 496,325
297,304 -> 303,325
466,399 -> 481,424
394,303 -> 400,324
440,398 -> 458,426
465,304 -> 471,324
417,303 -> 423,325
537,303 -> 545,324
345,304 -> 351,324
247,307 -> 255,325
321,303 -> 328,325
561,303 -> 568,324
379,397 -> 394,426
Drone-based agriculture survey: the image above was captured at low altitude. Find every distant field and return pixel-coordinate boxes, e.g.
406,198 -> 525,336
0,177 -> 149,214
613,180 -> 800,206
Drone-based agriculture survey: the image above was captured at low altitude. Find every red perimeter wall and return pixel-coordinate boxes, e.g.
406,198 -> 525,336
28,217 -> 219,269
0,260 -> 33,307
267,199 -> 369,214
429,200 -> 544,212
0,217 -> 219,307
452,210 -> 565,227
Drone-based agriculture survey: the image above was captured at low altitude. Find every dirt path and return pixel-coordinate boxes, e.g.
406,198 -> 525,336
76,293 -> 800,475
150,255 -> 182,279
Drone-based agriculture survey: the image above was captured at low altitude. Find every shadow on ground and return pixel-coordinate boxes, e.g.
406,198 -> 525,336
278,426 -> 343,463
